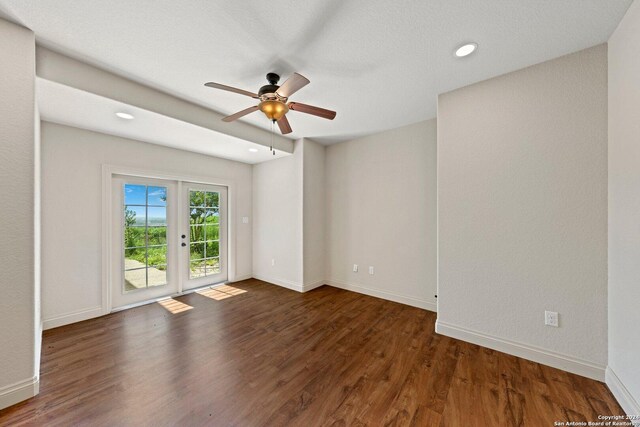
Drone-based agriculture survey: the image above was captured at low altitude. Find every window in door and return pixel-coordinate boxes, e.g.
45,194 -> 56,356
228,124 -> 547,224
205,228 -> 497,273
123,184 -> 168,291
188,190 -> 221,279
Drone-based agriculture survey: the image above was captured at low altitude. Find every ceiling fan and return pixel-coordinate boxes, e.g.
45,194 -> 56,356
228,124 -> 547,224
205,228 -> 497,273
204,72 -> 336,135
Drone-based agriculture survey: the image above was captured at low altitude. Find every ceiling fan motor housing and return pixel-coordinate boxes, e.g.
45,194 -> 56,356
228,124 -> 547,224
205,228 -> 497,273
259,72 -> 281,96
258,84 -> 280,96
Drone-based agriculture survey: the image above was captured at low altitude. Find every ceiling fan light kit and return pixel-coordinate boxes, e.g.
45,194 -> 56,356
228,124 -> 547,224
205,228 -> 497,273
258,99 -> 289,121
204,72 -> 337,139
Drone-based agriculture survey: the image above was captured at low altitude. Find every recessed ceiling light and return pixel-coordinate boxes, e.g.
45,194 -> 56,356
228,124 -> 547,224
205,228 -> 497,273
455,43 -> 478,58
115,112 -> 134,120
248,148 -> 259,153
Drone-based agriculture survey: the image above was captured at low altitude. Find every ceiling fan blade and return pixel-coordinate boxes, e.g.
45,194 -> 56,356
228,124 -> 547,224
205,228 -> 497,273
276,73 -> 310,98
277,115 -> 293,135
205,82 -> 259,98
222,105 -> 259,122
288,102 -> 336,120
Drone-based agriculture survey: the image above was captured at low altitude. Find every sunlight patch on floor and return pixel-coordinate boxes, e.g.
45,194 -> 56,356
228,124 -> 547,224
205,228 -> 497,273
197,285 -> 247,301
158,298 -> 193,314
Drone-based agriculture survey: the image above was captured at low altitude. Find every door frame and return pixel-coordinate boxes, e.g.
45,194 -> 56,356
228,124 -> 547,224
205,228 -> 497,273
101,164 -> 238,314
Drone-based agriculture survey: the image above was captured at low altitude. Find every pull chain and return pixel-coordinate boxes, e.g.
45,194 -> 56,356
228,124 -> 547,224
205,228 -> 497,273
271,120 -> 275,155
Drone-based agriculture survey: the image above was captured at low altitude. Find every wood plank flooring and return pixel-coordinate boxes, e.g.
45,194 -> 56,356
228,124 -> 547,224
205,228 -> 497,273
0,279 -> 624,426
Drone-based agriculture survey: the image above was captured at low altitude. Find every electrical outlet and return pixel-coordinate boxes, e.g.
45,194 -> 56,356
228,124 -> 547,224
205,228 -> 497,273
353,264 -> 358,272
369,266 -> 374,275
242,216 -> 249,224
545,311 -> 559,327
271,259 -> 275,267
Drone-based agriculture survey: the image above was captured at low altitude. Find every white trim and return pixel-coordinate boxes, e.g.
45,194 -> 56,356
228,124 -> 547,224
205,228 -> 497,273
253,274 -> 304,292
435,320 -> 606,381
43,306 -> 104,330
0,377 -> 39,411
326,279 -> 437,312
101,164 -> 112,315
230,274 -> 252,282
302,279 -> 325,292
606,367 -> 640,424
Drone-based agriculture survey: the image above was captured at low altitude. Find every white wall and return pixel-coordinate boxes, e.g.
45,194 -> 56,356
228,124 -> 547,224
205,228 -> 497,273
252,140 -> 304,290
437,45 -> 608,380
41,122 -> 254,328
325,119 -> 438,311
303,139 -> 326,288
0,18 -> 39,409
608,0 -> 640,416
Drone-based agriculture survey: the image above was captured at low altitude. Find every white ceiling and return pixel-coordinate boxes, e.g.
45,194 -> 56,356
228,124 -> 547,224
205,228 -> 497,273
1,0 -> 633,144
37,79 -> 289,164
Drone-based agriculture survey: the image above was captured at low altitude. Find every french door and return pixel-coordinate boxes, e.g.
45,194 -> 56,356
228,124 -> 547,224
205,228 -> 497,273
182,183 -> 228,291
111,176 -> 228,309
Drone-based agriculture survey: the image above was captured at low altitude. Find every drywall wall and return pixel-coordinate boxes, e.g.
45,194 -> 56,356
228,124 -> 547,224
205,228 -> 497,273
325,119 -> 438,310
608,0 -> 640,416
437,45 -> 608,380
252,140 -> 304,290
303,139 -> 326,288
40,122 -> 254,328
0,18 -> 38,409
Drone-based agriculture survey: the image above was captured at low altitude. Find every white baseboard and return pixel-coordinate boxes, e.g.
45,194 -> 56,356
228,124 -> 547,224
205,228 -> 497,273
435,320 -> 606,381
302,279 -> 325,292
230,273 -> 253,282
253,274 -> 304,292
326,279 -> 437,312
606,367 -> 640,424
43,306 -> 104,330
0,377 -> 39,411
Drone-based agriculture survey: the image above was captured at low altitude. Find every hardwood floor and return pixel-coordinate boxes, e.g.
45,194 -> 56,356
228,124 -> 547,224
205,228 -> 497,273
0,279 -> 623,426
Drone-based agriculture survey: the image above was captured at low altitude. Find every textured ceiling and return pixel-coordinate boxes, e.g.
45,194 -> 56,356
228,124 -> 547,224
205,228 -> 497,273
0,0 -> 632,144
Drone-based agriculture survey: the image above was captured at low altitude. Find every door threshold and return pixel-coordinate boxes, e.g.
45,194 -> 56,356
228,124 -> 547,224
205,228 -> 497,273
111,280 -> 230,313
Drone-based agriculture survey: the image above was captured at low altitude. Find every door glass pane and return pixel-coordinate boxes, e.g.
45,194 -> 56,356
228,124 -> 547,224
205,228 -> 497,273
125,206 -> 146,227
189,190 -> 222,279
125,185 -> 146,205
123,184 -> 168,291
206,241 -> 219,258
147,186 -> 167,206
148,226 -> 166,245
190,191 -> 205,207
190,224 -> 204,242
190,260 -> 206,279
148,207 -> 167,226
204,224 -> 219,240
125,268 -> 146,292
190,242 -> 205,260
148,245 -> 167,266
205,192 -> 219,207
148,265 -> 167,287
205,257 -> 220,275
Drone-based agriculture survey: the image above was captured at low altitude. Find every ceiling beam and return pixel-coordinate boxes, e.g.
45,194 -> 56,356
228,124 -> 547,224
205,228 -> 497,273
35,46 -> 293,154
